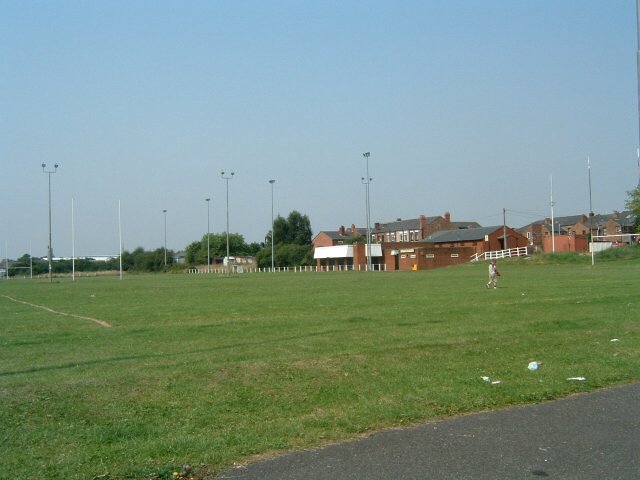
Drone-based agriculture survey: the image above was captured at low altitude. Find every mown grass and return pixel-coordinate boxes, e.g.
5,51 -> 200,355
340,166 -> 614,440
1,249 -> 639,479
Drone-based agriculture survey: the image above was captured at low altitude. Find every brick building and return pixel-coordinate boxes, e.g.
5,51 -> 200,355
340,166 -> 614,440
422,225 -> 529,256
372,212 -> 480,243
518,211 -> 637,252
312,224 -> 367,249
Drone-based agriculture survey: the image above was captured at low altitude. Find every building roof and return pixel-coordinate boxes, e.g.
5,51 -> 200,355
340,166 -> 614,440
421,226 -> 504,243
320,228 -> 367,241
373,216 -> 440,233
617,210 -> 637,227
520,211 -> 637,230
451,221 -> 482,229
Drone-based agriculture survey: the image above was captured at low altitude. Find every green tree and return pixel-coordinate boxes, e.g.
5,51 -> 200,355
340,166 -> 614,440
626,186 -> 640,232
257,211 -> 314,268
342,234 -> 364,245
185,233 -> 258,266
273,211 -> 312,245
255,244 -> 313,268
122,246 -> 173,272
9,254 -> 48,277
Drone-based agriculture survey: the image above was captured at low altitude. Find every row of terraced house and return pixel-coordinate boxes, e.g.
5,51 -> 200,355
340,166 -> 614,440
312,210 -> 637,271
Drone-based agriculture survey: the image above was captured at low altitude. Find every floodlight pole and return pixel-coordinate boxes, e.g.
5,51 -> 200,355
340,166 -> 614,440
119,200 -> 123,280
42,163 -> 59,283
221,171 -> 234,275
636,0 -> 640,186
71,198 -> 75,282
163,209 -> 167,266
588,156 -> 595,266
361,152 -> 372,271
269,179 -> 275,272
205,198 -> 211,273
550,175 -> 556,253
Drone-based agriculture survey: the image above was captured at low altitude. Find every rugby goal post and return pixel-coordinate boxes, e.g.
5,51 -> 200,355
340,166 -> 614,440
591,233 -> 639,252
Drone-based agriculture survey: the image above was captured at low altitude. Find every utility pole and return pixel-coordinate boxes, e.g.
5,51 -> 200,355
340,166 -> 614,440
503,208 -> 508,252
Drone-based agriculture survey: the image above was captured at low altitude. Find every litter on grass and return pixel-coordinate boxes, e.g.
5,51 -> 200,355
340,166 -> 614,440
480,376 -> 500,385
528,361 -> 541,371
610,338 -> 620,342
567,377 -> 586,381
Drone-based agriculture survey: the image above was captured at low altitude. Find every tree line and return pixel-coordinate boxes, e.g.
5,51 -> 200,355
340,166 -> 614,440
185,210 -> 314,268
6,210 -> 314,276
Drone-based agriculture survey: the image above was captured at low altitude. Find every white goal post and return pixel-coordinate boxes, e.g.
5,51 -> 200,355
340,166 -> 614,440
592,234 -> 639,243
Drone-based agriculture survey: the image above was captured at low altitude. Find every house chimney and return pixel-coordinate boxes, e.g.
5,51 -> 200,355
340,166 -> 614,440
444,211 -> 451,223
374,222 -> 380,229
339,225 -> 346,236
419,215 -> 427,239
612,210 -> 620,220
351,224 -> 357,235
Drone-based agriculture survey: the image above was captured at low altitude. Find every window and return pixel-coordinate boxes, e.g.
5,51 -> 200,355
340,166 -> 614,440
526,232 -> 532,239
425,253 -> 435,258
451,253 -> 459,258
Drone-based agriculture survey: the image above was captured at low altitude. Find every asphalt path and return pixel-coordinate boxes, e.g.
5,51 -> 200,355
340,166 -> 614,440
218,382 -> 639,480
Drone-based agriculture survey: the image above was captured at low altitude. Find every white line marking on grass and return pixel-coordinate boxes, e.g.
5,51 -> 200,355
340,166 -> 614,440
1,295 -> 112,328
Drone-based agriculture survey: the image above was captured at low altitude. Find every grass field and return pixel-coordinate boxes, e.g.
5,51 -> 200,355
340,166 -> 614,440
1,252 -> 639,479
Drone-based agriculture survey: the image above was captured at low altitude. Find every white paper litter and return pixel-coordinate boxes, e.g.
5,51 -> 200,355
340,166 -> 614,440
528,361 -> 540,371
567,377 -> 586,381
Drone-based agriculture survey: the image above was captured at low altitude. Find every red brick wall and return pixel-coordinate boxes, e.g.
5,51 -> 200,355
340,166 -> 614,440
382,243 -> 476,271
312,232 -> 337,248
543,235 -> 588,253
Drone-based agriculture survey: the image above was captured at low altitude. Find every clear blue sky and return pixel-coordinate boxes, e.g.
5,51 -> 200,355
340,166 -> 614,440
1,1 -> 638,259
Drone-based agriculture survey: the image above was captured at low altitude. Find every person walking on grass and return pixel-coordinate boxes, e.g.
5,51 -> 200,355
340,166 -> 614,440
487,260 -> 500,289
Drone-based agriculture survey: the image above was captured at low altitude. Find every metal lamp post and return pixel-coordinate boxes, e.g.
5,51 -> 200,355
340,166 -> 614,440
221,171 -> 234,275
269,179 -> 275,271
361,152 -> 372,271
588,156 -> 595,266
163,209 -> 167,266
41,163 -> 59,282
205,198 -> 211,273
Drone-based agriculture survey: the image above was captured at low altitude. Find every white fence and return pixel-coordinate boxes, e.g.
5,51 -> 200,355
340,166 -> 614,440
187,264 -> 387,274
471,247 -> 529,262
